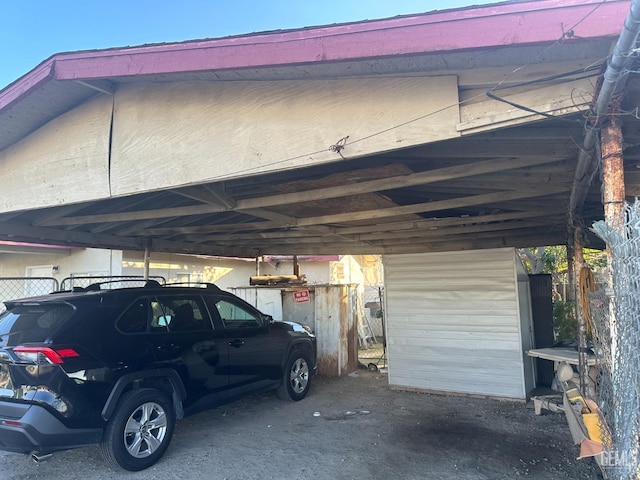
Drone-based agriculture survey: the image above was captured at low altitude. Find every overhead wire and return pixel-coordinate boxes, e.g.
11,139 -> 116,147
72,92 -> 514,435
485,0 -> 608,122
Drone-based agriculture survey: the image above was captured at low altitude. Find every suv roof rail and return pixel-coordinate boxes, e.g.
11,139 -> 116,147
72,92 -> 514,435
165,282 -> 222,291
60,275 -> 166,291
82,279 -> 154,290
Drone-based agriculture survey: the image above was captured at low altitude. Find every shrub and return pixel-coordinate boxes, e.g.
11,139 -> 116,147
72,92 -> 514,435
553,300 -> 577,340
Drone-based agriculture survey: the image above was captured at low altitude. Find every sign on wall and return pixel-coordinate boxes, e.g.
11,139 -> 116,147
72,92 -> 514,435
294,290 -> 310,303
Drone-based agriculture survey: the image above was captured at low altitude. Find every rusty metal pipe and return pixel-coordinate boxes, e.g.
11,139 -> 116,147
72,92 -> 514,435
569,0 -> 640,215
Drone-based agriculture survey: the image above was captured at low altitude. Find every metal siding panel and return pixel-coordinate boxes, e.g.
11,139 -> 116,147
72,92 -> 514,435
314,285 -> 357,376
383,248 -> 525,398
314,286 -> 341,376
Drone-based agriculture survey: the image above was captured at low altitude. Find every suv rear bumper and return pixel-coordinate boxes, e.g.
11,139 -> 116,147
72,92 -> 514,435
0,401 -> 103,454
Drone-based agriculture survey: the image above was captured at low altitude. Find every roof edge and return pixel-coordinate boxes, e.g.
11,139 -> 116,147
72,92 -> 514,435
0,0 -> 630,112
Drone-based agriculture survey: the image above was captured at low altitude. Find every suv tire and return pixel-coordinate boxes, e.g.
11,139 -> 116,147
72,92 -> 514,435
277,351 -> 312,401
100,388 -> 175,471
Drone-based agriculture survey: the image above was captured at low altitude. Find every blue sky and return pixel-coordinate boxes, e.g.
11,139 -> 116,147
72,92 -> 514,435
1,0 -> 497,90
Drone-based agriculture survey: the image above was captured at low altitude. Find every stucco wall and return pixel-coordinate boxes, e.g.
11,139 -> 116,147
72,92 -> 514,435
0,248 -> 122,279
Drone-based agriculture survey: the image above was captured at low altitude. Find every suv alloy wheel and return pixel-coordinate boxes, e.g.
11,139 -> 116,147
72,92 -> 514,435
100,389 -> 176,471
277,351 -> 312,401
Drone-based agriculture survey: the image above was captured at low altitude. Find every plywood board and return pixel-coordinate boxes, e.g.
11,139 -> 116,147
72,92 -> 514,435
0,96 -> 112,212
458,77 -> 595,134
109,77 -> 460,196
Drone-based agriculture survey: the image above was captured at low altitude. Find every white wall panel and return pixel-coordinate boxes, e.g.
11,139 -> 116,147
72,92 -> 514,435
109,77 -> 459,195
0,96 -> 112,212
384,247 -> 527,399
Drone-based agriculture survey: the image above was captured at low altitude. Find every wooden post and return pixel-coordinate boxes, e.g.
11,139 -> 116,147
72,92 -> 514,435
566,240 -> 575,303
601,117 -> 626,232
293,255 -> 300,278
600,115 -> 626,383
143,239 -> 152,280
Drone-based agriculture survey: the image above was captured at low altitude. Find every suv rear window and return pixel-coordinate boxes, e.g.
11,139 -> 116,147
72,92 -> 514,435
0,304 -> 75,347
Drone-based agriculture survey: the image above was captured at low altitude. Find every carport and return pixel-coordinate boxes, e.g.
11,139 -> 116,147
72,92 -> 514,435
0,0 -> 636,387
0,0 -> 638,447
2,0 -> 633,256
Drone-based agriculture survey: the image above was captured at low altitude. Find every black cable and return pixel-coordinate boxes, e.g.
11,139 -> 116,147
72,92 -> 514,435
486,67 -> 602,123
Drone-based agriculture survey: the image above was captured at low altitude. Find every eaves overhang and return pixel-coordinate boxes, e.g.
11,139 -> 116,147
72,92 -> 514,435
0,0 -> 629,109
0,1 -> 632,259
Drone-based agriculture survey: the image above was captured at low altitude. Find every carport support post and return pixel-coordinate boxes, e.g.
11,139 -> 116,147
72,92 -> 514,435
143,240 -> 152,280
600,117 -> 626,381
601,117 -> 626,239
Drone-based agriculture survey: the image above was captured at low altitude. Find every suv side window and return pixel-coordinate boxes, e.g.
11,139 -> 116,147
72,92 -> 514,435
117,296 -> 212,334
116,299 -> 150,334
213,298 -> 262,329
158,296 -> 212,333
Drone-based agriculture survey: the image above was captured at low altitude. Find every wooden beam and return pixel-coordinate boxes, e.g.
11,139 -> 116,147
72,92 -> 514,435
357,219 -> 549,241
337,210 -> 560,235
0,222 -> 144,250
240,209 -> 298,224
194,220 -> 548,246
289,186 -> 569,227
171,184 -> 236,208
138,188 -> 567,236
381,231 -> 568,254
37,156 -> 563,227
141,221 -> 282,236
180,214 -> 556,244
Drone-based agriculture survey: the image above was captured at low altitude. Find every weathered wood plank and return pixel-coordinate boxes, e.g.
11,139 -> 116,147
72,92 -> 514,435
109,77 -> 460,195
38,156 -> 563,226
0,96 -> 112,212
458,77 -> 594,134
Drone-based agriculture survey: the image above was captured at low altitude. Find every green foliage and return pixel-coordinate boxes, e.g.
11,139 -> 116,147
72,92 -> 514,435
553,300 -> 577,340
519,245 -> 607,275
519,245 -> 607,301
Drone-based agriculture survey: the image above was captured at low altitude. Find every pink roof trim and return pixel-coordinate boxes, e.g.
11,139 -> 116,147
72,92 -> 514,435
263,255 -> 341,263
0,240 -> 81,250
0,0 -> 630,110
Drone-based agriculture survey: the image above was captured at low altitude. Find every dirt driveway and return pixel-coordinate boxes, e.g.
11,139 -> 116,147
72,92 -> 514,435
2,371 -> 600,480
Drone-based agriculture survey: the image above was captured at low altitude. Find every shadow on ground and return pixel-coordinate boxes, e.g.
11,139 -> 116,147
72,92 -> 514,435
1,370 -> 601,480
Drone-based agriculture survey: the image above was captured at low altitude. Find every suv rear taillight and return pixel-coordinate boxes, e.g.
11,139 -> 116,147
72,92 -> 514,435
13,346 -> 80,365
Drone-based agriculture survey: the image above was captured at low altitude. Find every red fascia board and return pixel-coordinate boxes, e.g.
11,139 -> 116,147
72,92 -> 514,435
0,58 -> 55,111
50,0 -> 630,80
0,0 -> 630,110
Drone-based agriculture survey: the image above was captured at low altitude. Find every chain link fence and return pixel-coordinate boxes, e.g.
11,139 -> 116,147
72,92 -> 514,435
0,277 -> 60,313
358,286 -> 386,367
363,285 -> 384,337
0,276 -> 167,314
591,201 -> 640,479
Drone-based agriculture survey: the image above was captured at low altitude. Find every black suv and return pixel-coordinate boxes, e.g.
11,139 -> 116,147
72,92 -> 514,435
0,281 -> 316,471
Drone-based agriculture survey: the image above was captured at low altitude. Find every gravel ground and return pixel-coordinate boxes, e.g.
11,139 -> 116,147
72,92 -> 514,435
1,370 -> 601,479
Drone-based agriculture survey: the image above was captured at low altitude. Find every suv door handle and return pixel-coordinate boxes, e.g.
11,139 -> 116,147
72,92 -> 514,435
228,339 -> 245,348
